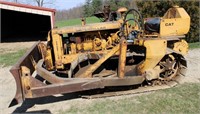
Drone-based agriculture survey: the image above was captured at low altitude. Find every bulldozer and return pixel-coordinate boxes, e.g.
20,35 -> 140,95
9,6 -> 190,107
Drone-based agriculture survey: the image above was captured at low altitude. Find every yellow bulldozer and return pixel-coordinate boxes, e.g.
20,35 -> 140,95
9,6 -> 190,107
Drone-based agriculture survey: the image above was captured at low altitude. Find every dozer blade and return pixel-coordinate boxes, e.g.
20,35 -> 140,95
9,41 -> 145,107
9,41 -> 43,107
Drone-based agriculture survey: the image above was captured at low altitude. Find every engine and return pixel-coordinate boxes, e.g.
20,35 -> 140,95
65,30 -> 121,54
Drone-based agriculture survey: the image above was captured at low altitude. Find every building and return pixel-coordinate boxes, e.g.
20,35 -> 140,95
0,1 -> 56,42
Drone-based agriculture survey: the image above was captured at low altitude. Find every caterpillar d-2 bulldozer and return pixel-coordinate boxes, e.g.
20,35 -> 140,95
9,6 -> 190,107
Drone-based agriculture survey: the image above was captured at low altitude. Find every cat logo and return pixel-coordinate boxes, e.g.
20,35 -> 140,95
165,23 -> 174,26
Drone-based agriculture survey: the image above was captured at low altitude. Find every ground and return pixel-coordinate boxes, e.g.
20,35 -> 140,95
0,42 -> 199,113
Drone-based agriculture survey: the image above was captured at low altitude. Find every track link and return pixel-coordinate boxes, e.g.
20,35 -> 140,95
82,75 -> 184,99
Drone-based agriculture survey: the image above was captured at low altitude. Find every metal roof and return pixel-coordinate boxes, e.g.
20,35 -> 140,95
0,0 -> 56,29
0,0 -> 56,13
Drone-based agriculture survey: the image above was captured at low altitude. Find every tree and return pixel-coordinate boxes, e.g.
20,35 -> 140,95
137,0 -> 200,43
82,0 -> 139,17
83,0 -> 93,17
34,0 -> 44,7
91,0 -> 102,14
83,0 -> 131,17
55,5 -> 84,21
31,0 -> 54,7
104,0 -> 127,11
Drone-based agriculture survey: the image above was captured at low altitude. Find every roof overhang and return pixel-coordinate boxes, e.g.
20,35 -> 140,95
0,0 -> 56,16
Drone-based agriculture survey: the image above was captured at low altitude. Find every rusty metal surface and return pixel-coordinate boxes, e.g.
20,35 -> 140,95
36,60 -> 67,83
9,41 -> 42,107
14,56 -> 145,99
79,44 -> 120,78
9,68 -> 23,107
82,67 -> 186,99
102,76 -> 144,86
52,21 -> 121,34
82,81 -> 178,99
118,38 -> 127,78
29,78 -> 104,98
9,42 -> 187,107
26,75 -> 144,98
10,51 -> 145,100
82,69 -> 186,99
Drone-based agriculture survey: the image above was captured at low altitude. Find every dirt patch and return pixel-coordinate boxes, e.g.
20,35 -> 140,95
0,42 -> 36,54
0,67 -> 16,113
0,42 -> 199,113
184,49 -> 200,83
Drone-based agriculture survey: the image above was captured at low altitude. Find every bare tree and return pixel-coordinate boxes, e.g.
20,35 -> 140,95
34,0 -> 44,7
32,0 -> 54,7
5,0 -> 54,7
55,5 -> 84,21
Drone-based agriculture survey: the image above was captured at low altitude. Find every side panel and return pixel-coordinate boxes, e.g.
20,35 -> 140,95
137,39 -> 167,74
52,34 -> 64,69
161,7 -> 190,37
160,18 -> 190,36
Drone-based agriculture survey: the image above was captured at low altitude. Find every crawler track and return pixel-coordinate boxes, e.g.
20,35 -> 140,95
82,75 -> 184,99
82,53 -> 187,99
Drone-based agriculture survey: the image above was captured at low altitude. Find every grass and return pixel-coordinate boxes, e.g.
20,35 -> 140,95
0,49 -> 27,67
189,42 -> 200,49
55,14 -> 134,27
61,83 -> 200,114
56,16 -> 100,27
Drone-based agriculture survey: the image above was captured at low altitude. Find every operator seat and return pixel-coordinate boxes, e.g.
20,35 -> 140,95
144,17 -> 161,33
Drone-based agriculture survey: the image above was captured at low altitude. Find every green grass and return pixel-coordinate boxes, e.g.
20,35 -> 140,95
55,14 -> 134,27
0,49 -> 27,67
56,16 -> 100,27
189,42 -> 200,49
61,83 -> 200,114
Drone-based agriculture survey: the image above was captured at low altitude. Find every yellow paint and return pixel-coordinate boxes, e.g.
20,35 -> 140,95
52,34 -> 64,69
173,40 -> 188,55
137,39 -> 167,74
80,44 -> 120,78
83,42 -> 93,51
52,21 -> 122,35
62,54 -> 79,64
21,66 -> 32,98
160,6 -> 190,36
45,49 -> 54,70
